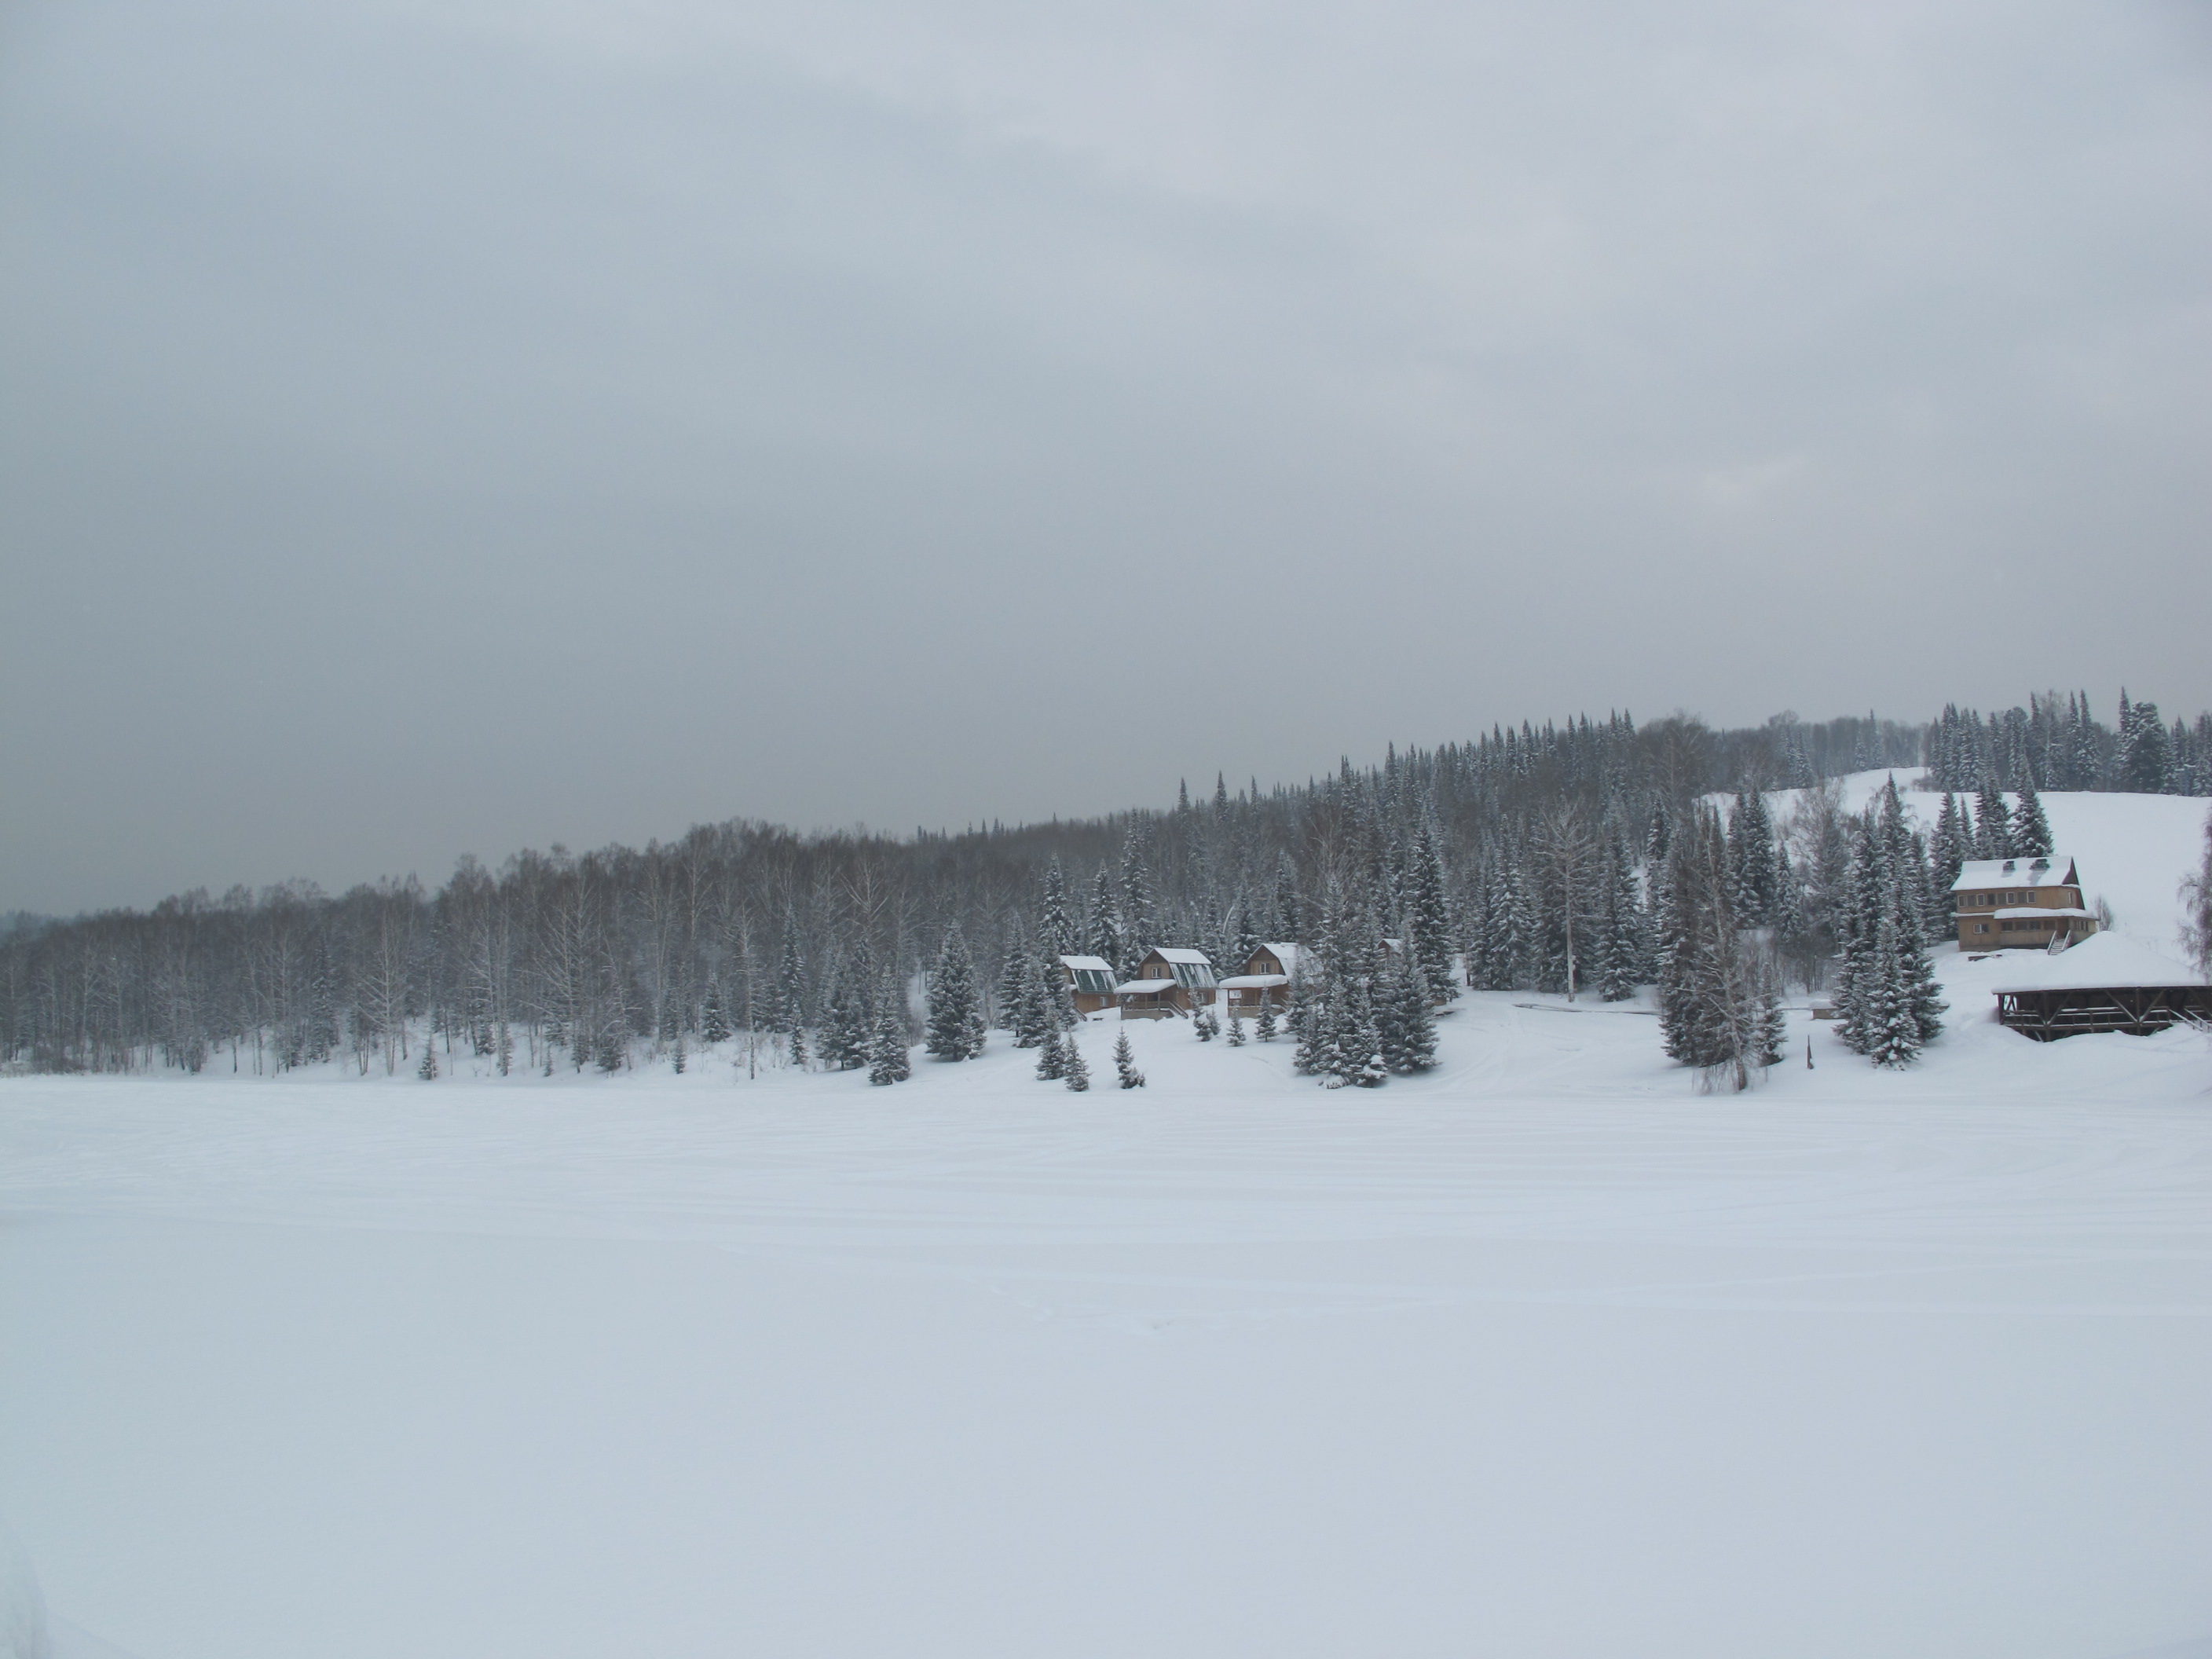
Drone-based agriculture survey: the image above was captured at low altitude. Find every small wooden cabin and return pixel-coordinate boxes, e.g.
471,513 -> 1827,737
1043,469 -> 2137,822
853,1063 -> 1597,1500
1219,942 -> 1302,1019
1952,855 -> 2096,950
1055,954 -> 1119,1016
1114,948 -> 1218,1019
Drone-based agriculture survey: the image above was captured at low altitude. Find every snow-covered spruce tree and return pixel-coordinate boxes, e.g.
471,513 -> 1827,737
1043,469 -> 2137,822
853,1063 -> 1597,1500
924,925 -> 987,1061
416,1039 -> 438,1081
1192,1005 -> 1218,1042
1455,870 -> 1492,991
1595,840 -> 1643,1002
1047,959 -> 1079,1031
1773,844 -> 1823,992
1351,980 -> 1388,1087
1500,864 -> 1536,990
594,1025 -> 624,1074
1863,912 -> 1922,1068
1113,1029 -> 1144,1090
1302,969 -> 1384,1089
1874,779 -> 1945,1049
1086,868 -> 1122,981
1654,804 -> 1771,1090
1034,1021 -> 1067,1081
1229,903 -> 1262,980
774,921 -> 808,1059
1899,904 -> 1946,1051
2182,807 -> 2212,977
1118,828 -> 1159,977
2122,695 -> 2174,793
1254,999 -> 1277,1042
1404,816 -> 1459,1001
1063,1034 -> 1090,1092
1784,727 -> 1816,788
1752,953 -> 1786,1070
1379,950 -> 1439,1073
1654,809 -> 1719,1065
866,971 -> 911,1085
1829,818 -> 1881,1054
1284,955 -> 1317,1053
701,976 -> 732,1046
1833,796 -> 1944,1065
1973,775 -> 2012,859
1930,794 -> 1968,938
1273,851 -> 1303,944
1038,859 -> 1079,958
819,954 -> 871,1071
2012,775 -> 2053,857
1294,976 -> 1336,1078
1727,787 -> 1778,927
1009,954 -> 1053,1049
1226,1010 -> 1246,1046
1467,862 -> 1520,991
994,936 -> 1028,1033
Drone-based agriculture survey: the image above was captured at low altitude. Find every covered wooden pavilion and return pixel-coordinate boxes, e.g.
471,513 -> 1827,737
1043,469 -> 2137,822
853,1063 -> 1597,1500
1987,932 -> 2212,1041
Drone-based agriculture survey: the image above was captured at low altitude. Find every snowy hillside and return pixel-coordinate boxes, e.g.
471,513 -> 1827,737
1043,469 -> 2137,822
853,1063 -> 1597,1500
1806,770 -> 2207,964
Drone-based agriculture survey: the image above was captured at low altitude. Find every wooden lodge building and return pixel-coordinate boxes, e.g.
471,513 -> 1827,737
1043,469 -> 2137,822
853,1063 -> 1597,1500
1952,855 -> 2097,950
1218,943 -> 1302,1020
1055,955 -> 1119,1016
1114,948 -> 1220,1019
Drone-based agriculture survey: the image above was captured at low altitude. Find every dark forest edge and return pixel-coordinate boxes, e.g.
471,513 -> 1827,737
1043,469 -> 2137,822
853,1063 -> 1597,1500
5,689 -> 2210,1083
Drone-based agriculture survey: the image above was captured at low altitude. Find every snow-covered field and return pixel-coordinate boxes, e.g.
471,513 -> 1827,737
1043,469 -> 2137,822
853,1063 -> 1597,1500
2,782 -> 2208,1659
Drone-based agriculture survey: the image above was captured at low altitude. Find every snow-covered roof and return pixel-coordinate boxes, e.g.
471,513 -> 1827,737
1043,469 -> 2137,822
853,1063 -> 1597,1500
1986,931 -> 2208,994
1991,907 -> 2093,921
1144,948 -> 1214,965
1057,954 -> 1111,972
1115,978 -> 1181,997
1218,974 -> 1288,989
1254,943 -> 1302,973
1952,856 -> 2078,892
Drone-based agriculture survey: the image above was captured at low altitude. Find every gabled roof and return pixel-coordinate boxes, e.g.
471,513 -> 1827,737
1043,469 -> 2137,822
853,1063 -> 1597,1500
1254,943 -> 1303,974
1987,930 -> 2207,993
1144,947 -> 1214,965
1057,954 -> 1112,972
1951,856 -> 2078,892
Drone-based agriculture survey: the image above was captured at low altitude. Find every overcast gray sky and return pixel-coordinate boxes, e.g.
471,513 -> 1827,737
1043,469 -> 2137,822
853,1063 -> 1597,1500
2,0 -> 2207,914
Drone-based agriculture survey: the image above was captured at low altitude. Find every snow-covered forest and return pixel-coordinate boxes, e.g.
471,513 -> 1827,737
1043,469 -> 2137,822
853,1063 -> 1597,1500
5,690 -> 2207,1082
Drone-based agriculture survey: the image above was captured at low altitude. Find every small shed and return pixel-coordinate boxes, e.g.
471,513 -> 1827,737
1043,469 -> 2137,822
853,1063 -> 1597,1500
1115,948 -> 1218,1019
1056,954 -> 1119,1016
1988,932 -> 2212,1041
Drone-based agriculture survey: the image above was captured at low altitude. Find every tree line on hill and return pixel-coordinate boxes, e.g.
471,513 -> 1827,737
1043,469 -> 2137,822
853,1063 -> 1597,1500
2,690 -> 2203,1085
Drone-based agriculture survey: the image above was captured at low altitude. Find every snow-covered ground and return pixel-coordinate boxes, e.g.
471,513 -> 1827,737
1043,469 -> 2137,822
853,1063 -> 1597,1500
2,782 -> 2208,1659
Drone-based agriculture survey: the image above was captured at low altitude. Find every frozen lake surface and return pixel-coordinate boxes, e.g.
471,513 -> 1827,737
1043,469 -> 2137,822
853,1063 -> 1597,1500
2,979 -> 2210,1659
